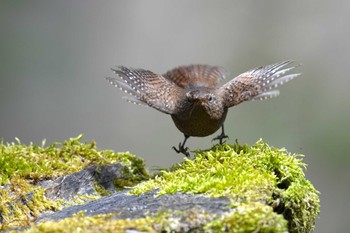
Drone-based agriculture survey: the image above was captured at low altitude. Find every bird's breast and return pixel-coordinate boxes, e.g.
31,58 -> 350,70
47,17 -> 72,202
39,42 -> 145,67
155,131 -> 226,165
171,105 -> 227,137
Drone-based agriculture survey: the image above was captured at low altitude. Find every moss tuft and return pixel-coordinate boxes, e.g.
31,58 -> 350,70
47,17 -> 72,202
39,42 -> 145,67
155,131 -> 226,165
0,135 -> 148,186
205,203 -> 288,233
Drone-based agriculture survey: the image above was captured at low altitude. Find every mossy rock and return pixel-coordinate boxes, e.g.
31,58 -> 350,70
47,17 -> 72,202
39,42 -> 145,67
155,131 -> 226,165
0,135 -> 149,231
0,137 -> 319,233
131,140 -> 320,233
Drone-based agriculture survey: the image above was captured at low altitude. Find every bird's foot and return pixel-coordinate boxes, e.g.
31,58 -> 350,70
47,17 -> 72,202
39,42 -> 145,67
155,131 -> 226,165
212,132 -> 229,144
173,143 -> 190,158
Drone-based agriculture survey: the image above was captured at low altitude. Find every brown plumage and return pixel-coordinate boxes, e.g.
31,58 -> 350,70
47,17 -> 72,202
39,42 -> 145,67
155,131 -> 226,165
106,61 -> 300,157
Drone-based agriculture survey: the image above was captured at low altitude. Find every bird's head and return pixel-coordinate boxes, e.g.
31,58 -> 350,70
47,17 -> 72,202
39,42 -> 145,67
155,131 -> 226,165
185,90 -> 224,119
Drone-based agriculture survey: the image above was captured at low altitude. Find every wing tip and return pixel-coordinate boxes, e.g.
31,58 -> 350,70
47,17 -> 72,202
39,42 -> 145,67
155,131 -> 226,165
253,90 -> 280,101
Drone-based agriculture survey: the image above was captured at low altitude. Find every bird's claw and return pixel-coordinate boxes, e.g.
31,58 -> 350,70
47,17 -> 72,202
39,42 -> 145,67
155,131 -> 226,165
212,133 -> 229,144
173,144 -> 190,158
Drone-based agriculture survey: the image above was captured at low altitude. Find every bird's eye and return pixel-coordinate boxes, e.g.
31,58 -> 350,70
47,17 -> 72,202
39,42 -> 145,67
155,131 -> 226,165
208,96 -> 213,101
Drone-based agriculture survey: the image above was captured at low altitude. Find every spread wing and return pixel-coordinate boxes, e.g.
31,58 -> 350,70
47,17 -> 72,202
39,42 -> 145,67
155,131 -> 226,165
163,64 -> 226,89
217,61 -> 300,108
106,66 -> 183,114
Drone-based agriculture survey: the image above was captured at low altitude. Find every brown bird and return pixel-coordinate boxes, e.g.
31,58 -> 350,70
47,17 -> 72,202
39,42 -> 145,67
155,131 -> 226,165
106,61 -> 300,157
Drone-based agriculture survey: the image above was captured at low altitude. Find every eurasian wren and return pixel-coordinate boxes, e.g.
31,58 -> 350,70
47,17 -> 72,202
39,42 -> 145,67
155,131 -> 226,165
106,61 -> 300,157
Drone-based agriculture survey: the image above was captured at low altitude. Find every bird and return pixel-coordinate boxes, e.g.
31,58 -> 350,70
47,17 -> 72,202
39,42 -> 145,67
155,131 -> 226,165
106,61 -> 300,157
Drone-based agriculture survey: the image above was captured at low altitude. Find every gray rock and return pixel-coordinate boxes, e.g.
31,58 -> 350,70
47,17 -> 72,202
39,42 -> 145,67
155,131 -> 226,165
39,163 -> 128,202
37,189 -> 231,222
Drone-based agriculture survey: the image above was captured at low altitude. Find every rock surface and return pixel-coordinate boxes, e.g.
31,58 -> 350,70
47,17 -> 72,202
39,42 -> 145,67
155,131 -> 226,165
37,189 -> 231,223
39,163 -> 128,202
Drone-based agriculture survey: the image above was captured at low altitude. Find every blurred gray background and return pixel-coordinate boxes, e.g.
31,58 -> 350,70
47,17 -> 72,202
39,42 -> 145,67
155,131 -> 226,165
1,1 -> 349,232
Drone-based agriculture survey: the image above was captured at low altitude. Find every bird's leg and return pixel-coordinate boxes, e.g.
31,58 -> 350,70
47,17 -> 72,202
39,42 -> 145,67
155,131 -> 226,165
212,125 -> 229,144
173,135 -> 190,157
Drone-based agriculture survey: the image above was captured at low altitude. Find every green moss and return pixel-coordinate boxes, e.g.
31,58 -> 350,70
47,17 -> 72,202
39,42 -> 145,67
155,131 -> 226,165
114,165 -> 147,189
21,212 -> 157,233
205,203 -> 287,233
0,135 -> 148,186
0,135 -> 149,231
131,140 -> 320,233
93,181 -> 112,196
